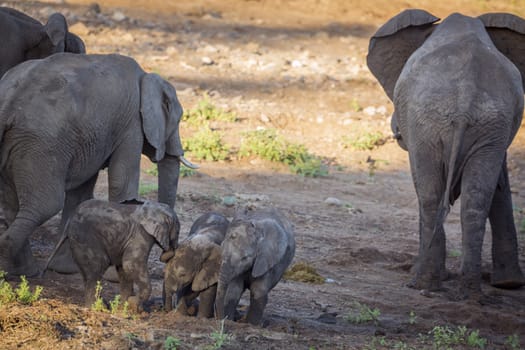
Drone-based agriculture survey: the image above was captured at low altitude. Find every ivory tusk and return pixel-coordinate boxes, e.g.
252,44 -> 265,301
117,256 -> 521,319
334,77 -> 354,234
179,155 -> 199,169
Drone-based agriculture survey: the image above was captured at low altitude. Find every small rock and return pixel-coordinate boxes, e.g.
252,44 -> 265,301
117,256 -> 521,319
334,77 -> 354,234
201,56 -> 214,65
363,106 -> 376,116
291,60 -> 303,68
325,197 -> 342,206
112,11 -> 127,22
260,113 -> 270,123
88,3 -> 101,14
222,196 -> 237,207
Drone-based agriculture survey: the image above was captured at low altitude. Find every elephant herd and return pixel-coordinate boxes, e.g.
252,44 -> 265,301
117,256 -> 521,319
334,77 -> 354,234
0,5 -> 524,326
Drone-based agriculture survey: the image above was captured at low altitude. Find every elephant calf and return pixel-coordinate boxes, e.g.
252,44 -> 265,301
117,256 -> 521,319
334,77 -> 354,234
215,208 -> 295,326
44,199 -> 180,310
162,212 -> 229,318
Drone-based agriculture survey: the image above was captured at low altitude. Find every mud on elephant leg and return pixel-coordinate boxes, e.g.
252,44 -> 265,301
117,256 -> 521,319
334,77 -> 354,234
488,163 -> 525,289
196,286 -> 217,318
0,218 -> 42,277
246,284 -> 269,326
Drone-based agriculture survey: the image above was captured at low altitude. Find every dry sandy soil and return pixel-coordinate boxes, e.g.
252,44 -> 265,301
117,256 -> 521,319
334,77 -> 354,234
1,0 -> 525,349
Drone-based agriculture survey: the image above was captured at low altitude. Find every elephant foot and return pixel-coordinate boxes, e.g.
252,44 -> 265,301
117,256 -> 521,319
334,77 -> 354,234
490,269 -> 525,289
10,242 -> 40,277
46,242 -> 79,274
406,274 -> 442,291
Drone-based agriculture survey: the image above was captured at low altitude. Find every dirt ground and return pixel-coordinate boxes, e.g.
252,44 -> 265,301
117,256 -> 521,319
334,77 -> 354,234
1,0 -> 525,349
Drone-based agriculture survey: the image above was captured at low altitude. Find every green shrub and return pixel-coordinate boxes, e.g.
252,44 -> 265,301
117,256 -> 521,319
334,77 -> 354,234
343,131 -> 386,151
207,319 -> 232,349
145,164 -> 196,178
91,281 -> 107,312
430,325 -> 486,349
139,182 -> 158,196
15,276 -> 43,305
0,271 -> 16,305
345,301 -> 381,325
164,336 -> 182,350
240,129 -> 327,177
183,94 -> 237,127
183,127 -> 230,161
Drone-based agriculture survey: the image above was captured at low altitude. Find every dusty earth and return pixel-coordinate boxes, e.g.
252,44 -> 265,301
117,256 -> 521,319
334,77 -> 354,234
1,0 -> 525,349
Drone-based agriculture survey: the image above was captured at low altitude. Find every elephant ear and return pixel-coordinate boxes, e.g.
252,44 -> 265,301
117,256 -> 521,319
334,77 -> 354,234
192,244 -> 222,292
367,9 -> 439,100
135,202 -> 170,251
252,219 -> 289,278
478,13 -> 525,89
65,32 -> 86,53
140,73 -> 185,162
43,13 -> 68,52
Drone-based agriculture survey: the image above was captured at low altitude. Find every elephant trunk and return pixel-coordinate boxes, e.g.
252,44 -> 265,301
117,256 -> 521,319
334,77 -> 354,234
163,281 -> 173,311
215,265 -> 231,320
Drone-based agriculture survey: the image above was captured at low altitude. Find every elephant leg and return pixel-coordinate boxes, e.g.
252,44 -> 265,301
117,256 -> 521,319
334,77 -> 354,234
246,281 -> 268,326
459,151 -> 505,298
124,253 -> 151,312
177,290 -> 199,316
488,158 -> 525,288
70,239 -> 109,307
197,285 -> 217,318
116,265 -> 133,301
407,147 -> 446,290
47,173 -> 98,274
107,136 -> 142,203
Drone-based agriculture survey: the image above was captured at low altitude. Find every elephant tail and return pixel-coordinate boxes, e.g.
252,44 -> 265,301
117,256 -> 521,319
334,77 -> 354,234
40,221 -> 71,277
429,120 -> 468,248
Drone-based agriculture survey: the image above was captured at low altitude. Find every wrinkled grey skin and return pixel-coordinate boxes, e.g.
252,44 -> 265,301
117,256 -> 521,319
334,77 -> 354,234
0,53 -> 196,277
216,208 -> 295,326
43,199 -> 180,310
367,10 -> 525,298
162,212 -> 229,318
0,7 -> 85,77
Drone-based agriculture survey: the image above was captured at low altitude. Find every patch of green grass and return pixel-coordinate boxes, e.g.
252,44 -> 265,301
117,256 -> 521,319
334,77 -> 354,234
429,325 -> 486,349
109,294 -> 129,317
345,301 -> 381,325
145,164 -> 196,178
505,334 -> 521,350
207,319 -> 232,349
343,131 -> 387,151
408,310 -> 417,325
91,281 -> 107,312
0,271 -> 42,306
183,127 -> 230,161
139,182 -> 158,196
183,93 -> 237,127
164,336 -> 182,350
447,249 -> 461,258
239,129 -> 328,177
350,98 -> 363,112
15,276 -> 43,305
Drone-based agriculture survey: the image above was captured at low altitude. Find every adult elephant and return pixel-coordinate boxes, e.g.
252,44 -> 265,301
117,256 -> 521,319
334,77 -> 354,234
0,7 -> 85,77
367,10 -> 525,299
0,53 -> 196,276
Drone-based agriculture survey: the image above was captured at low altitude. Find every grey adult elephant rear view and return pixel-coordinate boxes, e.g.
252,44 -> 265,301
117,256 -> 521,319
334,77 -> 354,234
0,7 -> 85,77
367,10 -> 525,298
0,53 -> 196,276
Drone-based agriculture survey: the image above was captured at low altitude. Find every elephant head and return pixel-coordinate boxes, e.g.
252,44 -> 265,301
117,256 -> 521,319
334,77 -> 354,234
367,10 -> 525,103
132,200 -> 180,252
163,238 -> 222,311
0,7 -> 85,77
140,73 -> 198,209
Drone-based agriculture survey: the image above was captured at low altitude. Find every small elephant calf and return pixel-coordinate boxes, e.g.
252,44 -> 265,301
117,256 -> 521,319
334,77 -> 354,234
44,199 -> 180,310
162,212 -> 229,318
215,208 -> 295,326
